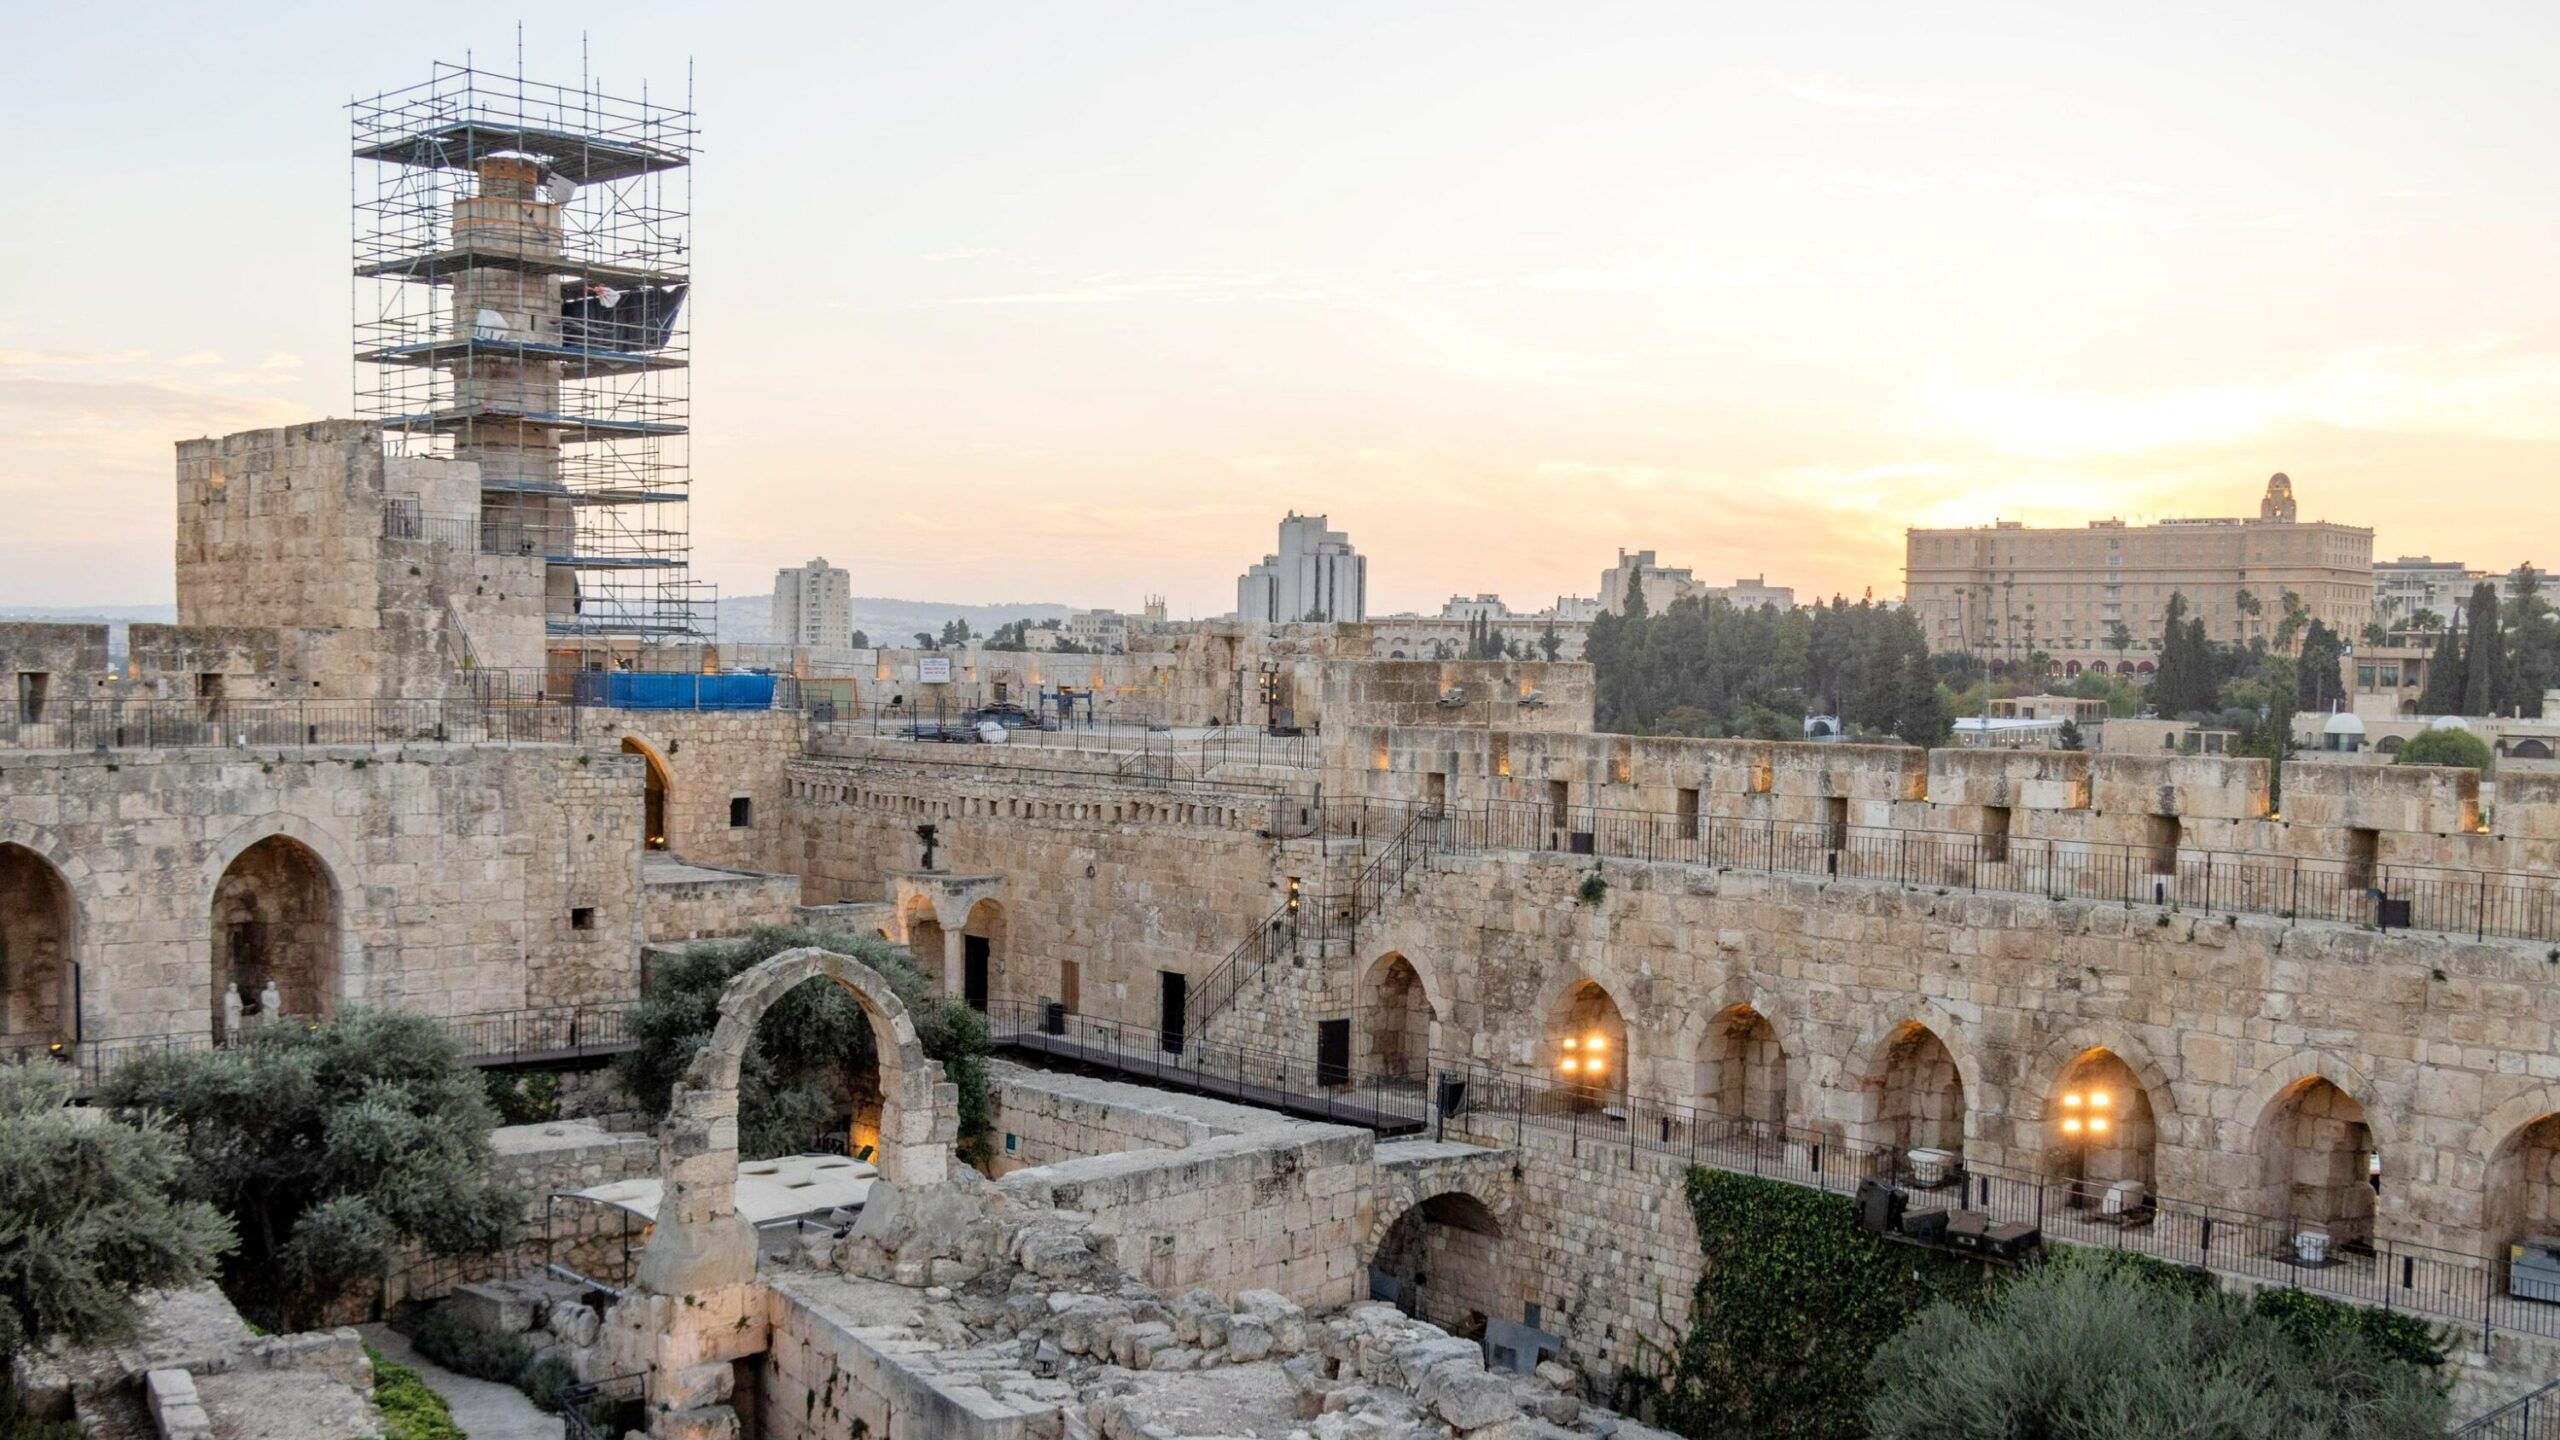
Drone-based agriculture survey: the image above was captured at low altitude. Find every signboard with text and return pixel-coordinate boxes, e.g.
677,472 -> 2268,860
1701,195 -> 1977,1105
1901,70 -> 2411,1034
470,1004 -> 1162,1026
918,657 -> 953,684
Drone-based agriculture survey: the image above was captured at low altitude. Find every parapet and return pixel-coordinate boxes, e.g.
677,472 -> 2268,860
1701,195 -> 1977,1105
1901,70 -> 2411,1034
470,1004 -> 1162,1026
2089,753 -> 2270,821
1926,747 -> 2091,810
2282,761 -> 2481,836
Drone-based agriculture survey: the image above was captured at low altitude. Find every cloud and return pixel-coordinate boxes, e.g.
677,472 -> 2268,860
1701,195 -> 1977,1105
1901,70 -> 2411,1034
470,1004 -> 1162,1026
1762,65 -> 1970,112
1915,340 -> 2560,461
948,272 -> 1323,306
1517,253 -> 1912,293
1825,168 -> 2021,196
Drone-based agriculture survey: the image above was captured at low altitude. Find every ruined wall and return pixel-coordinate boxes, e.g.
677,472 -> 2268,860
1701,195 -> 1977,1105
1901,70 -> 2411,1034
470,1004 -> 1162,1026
996,1121 -> 1374,1307
0,743 -> 644,1042
987,1061 -> 1243,1174
611,708 -> 805,873
643,863 -> 803,943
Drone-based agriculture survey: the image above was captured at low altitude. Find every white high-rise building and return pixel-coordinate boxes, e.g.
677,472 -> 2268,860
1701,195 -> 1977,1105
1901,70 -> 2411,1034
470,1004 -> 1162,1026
1235,513 -> 1367,623
772,557 -> 854,649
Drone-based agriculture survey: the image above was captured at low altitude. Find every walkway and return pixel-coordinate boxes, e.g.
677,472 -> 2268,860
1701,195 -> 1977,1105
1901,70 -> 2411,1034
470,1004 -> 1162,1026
360,1324 -> 564,1440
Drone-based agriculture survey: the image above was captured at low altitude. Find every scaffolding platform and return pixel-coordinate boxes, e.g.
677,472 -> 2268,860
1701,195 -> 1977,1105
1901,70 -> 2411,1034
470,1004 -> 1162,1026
357,337 -> 687,376
354,120 -> 685,182
353,60 -> 708,648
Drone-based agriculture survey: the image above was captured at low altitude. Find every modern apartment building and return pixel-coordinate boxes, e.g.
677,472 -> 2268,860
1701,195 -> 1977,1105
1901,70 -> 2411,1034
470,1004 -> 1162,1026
1235,513 -> 1367,623
1903,475 -> 2374,663
772,557 -> 855,649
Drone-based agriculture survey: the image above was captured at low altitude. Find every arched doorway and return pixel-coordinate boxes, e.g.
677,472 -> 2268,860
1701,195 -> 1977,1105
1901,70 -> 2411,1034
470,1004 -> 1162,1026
1361,952 -> 1436,1080
1546,979 -> 1627,1109
622,737 -> 670,851
0,843 -> 76,1046
2256,1076 -> 2379,1247
1370,1192 -> 1506,1337
639,945 -> 948,1288
2045,1047 -> 2160,1214
1875,1021 -> 1965,1161
960,899 -> 1003,1013
1699,1004 -> 1787,1137
900,894 -> 946,994
2487,1115 -> 2560,1290
209,835 -> 340,1040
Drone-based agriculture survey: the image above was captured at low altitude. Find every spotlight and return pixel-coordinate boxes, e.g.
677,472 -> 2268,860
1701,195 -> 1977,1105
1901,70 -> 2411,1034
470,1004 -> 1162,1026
2062,1117 -> 2083,1134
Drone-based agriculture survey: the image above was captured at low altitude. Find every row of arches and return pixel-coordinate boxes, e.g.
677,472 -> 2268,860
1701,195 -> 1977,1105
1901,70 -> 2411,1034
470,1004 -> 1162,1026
1,831 -> 342,1050
1352,951 -> 2560,1256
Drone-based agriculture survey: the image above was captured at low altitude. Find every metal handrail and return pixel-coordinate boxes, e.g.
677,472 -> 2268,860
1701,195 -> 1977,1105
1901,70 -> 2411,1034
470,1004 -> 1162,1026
1,1000 -> 638,1095
2453,1377 -> 2560,1437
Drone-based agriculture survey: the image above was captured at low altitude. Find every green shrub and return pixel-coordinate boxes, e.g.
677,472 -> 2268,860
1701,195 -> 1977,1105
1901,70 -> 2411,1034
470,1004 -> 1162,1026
366,1345 -> 463,1440
101,1011 -> 520,1330
2396,727 -> 2492,770
406,1303 -> 533,1384
517,1353 -> 580,1413
2249,1285 -> 2449,1370
1865,1253 -> 2447,1439
0,1063 -> 232,1364
483,1070 -> 562,1126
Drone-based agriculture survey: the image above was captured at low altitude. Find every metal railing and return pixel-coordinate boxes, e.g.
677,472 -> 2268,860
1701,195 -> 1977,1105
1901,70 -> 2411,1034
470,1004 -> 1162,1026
0,697 -> 590,752
1435,798 -> 2560,947
2455,1378 -> 2560,1438
0,1000 -> 637,1095
558,1372 -> 646,1440
985,1000 -> 1429,1133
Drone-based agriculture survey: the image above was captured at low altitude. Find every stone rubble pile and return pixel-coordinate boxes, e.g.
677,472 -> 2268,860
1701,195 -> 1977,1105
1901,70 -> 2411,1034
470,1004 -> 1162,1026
799,1171 -> 1681,1440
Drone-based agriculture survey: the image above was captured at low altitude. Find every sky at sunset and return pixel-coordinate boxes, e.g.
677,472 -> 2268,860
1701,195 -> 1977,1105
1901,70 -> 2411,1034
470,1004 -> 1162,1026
3,3 -> 2555,617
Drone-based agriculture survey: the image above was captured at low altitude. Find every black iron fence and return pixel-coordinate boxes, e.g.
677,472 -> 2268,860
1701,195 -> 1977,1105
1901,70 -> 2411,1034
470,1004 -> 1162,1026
2455,1378 -> 2560,1439
558,1372 -> 647,1440
0,697 -> 591,752
1426,797 -> 2560,946
0,1000 -> 636,1095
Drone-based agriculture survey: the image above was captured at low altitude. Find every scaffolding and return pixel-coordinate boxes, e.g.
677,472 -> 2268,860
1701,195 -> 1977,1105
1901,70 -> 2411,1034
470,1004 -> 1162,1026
351,60 -> 712,645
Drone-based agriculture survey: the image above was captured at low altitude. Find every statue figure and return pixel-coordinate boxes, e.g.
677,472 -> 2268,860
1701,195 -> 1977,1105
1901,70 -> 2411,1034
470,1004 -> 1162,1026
259,978 -> 282,1023
222,984 -> 244,1041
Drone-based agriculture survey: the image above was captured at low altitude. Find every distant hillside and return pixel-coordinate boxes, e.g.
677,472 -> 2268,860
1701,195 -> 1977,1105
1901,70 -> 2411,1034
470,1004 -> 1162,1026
0,604 -> 176,623
717,595 -> 1074,646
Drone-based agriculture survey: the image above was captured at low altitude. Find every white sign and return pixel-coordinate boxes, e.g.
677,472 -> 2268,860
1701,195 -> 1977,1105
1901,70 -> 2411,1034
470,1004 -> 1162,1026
918,657 -> 953,684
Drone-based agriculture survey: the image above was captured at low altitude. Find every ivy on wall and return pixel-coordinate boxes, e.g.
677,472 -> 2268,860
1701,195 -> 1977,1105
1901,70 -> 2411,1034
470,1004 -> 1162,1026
1627,1170 -> 1983,1440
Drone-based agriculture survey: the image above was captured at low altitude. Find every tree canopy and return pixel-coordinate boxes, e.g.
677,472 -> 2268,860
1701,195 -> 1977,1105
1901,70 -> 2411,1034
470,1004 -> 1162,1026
101,1012 -> 517,1330
0,1063 -> 231,1362
1587,594 -> 1932,740
617,926 -> 994,1169
2395,727 -> 2492,770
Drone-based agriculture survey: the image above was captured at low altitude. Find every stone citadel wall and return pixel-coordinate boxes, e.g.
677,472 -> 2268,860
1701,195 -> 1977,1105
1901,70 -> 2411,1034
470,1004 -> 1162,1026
0,743 -> 644,1045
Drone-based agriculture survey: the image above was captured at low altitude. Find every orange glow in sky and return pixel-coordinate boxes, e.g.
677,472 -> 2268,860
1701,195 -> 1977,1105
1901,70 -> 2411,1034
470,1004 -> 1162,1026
3,5 -> 2555,614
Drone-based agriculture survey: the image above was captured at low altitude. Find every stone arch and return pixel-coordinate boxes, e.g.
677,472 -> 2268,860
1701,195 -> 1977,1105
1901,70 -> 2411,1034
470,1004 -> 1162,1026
621,736 -> 671,851
1696,1000 -> 1790,1137
899,891 -> 946,979
203,816 -> 357,1039
0,840 -> 80,1046
2016,1025 -> 2179,1138
1359,950 -> 1441,1078
1543,975 -> 1628,1107
2234,1053 -> 2388,1243
1852,1018 -> 1970,1161
639,946 -> 952,1295
2482,1099 -> 2560,1277
1369,1191 -> 1507,1333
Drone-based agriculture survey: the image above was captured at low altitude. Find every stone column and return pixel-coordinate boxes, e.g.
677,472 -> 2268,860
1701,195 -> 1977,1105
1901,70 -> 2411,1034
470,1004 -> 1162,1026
943,926 -> 965,1000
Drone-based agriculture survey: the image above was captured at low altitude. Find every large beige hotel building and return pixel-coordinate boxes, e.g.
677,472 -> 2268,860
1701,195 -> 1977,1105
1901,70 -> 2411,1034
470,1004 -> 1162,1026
1904,475 -> 2375,665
